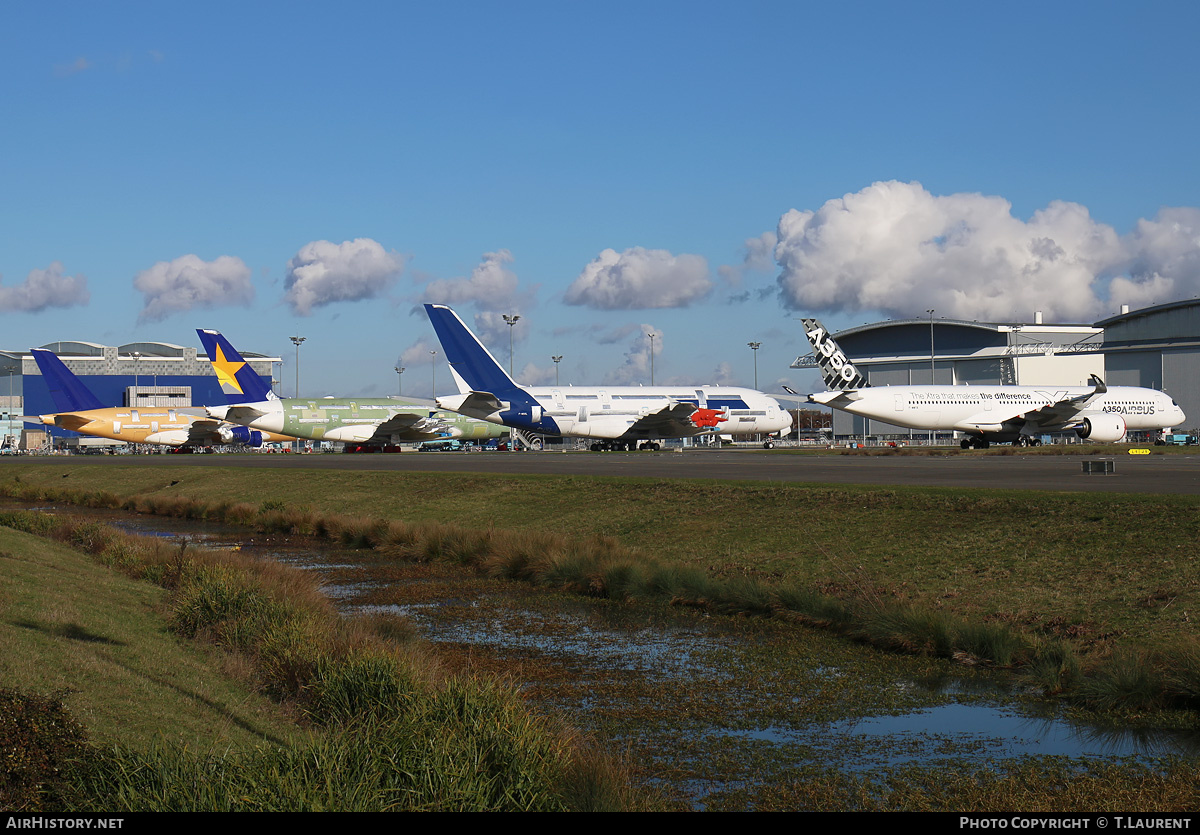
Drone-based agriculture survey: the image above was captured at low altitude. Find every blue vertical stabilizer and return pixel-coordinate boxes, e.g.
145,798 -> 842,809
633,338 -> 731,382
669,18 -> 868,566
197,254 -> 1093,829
423,304 -> 518,395
31,349 -> 106,412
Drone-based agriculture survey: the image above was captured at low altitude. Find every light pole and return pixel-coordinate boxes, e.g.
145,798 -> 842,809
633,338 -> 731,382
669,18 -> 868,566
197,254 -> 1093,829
648,332 -> 656,385
747,341 -> 761,390
290,336 -> 306,398
429,350 -> 437,398
552,355 -> 562,386
395,366 -> 404,397
6,369 -> 13,449
502,314 -> 520,377
927,309 -> 935,445
130,352 -> 141,406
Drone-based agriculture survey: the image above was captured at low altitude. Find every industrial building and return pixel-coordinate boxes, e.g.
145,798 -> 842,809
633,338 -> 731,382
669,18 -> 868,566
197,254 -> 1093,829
792,300 -> 1200,440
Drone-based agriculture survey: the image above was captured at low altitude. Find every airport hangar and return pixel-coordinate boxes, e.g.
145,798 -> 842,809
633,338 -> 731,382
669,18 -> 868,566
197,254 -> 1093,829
0,341 -> 279,444
792,299 -> 1200,441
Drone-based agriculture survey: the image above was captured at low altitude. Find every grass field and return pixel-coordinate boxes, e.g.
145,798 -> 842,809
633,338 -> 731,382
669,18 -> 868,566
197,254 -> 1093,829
2,459 -> 1196,655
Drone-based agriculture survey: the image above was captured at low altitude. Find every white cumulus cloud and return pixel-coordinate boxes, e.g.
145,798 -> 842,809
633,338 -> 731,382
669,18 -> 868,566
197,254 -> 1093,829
1108,207 -> 1200,312
134,254 -> 253,323
422,250 -> 521,309
0,262 -> 89,313
719,231 -> 778,287
284,238 -> 404,316
774,181 -> 1129,322
565,247 -> 712,310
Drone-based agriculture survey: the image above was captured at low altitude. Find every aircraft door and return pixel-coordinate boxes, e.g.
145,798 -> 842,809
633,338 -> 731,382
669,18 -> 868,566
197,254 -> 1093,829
894,393 -> 907,412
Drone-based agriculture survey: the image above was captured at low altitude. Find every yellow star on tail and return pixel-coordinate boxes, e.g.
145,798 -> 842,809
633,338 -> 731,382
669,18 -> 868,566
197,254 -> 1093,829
211,345 -> 246,393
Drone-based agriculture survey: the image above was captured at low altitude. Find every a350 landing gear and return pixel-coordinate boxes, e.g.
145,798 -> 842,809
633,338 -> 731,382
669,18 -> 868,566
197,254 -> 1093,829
1011,436 -> 1042,447
961,437 -> 991,449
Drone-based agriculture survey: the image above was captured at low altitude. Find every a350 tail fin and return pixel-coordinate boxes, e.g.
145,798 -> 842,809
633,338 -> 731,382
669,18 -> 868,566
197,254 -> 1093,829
802,319 -> 868,390
424,304 -> 519,395
31,349 -> 106,412
196,329 -> 276,404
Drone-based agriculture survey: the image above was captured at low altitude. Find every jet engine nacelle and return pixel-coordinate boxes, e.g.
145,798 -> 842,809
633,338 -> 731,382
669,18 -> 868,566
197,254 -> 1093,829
221,425 -> 264,447
1075,414 -> 1126,442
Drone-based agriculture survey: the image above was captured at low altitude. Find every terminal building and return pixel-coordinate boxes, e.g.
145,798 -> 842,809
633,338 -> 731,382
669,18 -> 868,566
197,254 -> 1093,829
792,300 -> 1200,441
0,341 -> 279,447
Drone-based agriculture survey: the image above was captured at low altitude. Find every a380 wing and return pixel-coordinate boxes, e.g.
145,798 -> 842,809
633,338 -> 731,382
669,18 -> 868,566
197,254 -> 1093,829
369,412 -> 450,442
625,401 -> 701,437
185,419 -> 225,445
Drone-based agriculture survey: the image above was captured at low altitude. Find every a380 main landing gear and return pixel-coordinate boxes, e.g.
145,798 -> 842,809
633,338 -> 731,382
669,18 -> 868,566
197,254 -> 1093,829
589,440 -> 660,451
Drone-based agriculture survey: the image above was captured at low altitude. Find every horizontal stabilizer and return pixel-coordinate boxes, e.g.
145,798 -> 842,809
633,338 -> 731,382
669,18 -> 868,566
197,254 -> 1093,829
47,413 -> 96,432
808,390 -> 861,406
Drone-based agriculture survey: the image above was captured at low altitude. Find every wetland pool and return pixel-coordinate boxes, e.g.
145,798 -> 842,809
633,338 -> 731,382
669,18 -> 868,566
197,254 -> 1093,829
18,503 -> 1200,808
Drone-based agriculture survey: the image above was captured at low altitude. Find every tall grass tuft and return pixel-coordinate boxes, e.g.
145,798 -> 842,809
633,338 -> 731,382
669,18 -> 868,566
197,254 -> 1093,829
1163,643 -> 1200,708
1023,639 -> 1081,695
1075,649 -> 1163,711
953,621 -> 1029,667
304,650 -> 424,724
860,604 -> 956,656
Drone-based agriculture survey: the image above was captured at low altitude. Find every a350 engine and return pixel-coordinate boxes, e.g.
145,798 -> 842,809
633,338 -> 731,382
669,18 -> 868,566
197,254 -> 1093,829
1075,414 -> 1126,442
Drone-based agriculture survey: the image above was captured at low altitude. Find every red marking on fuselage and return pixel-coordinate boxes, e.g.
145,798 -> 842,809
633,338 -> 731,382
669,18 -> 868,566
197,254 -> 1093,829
691,408 -> 723,428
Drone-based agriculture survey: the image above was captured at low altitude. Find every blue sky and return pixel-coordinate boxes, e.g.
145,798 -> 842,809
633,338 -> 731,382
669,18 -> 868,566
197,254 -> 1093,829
3,1 -> 1199,398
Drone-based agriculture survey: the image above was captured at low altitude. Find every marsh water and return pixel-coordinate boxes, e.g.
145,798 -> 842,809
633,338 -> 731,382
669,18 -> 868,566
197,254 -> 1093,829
17,502 -> 1200,807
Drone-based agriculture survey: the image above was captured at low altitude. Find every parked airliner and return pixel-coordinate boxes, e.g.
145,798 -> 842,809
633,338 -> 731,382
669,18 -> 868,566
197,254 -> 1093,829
424,304 -> 791,449
801,319 -> 1185,448
31,349 -> 295,448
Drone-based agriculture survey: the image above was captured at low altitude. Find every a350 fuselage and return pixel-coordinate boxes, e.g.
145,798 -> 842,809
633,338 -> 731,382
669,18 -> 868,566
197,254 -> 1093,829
821,384 -> 1184,439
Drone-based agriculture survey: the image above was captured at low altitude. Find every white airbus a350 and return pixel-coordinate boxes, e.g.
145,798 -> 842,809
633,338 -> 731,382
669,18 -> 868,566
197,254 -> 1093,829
802,319 -> 1185,448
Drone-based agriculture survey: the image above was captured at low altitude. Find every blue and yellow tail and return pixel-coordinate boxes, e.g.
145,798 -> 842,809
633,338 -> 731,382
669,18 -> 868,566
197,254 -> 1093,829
31,349 -> 106,412
196,329 -> 276,404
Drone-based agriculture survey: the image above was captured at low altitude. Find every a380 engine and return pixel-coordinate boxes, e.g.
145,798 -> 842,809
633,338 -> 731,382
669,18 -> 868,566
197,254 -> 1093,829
218,425 -> 264,447
1075,414 -> 1126,442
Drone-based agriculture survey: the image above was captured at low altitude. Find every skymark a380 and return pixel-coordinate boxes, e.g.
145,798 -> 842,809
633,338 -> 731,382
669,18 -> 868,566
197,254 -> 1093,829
32,348 -> 295,448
